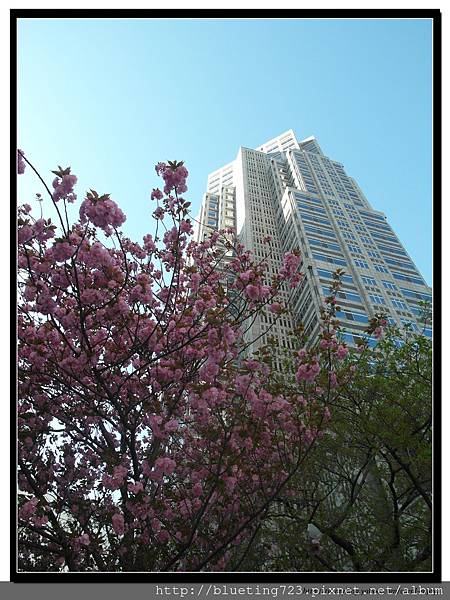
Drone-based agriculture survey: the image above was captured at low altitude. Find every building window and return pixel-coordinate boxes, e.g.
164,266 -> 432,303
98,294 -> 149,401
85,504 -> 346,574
370,294 -> 386,305
400,288 -> 432,302
323,287 -> 362,303
317,268 -> 353,284
312,253 -> 347,267
354,259 -> 369,269
374,265 -> 389,274
361,276 -> 376,286
336,310 -> 369,324
392,299 -> 407,310
392,272 -> 426,286
309,238 -> 341,253
401,319 -> 418,331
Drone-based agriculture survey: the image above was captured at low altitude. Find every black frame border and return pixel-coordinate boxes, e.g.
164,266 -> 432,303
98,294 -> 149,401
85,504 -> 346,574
11,7 -> 442,584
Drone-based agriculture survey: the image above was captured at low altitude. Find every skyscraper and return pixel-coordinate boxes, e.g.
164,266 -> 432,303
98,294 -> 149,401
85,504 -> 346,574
195,130 -> 432,352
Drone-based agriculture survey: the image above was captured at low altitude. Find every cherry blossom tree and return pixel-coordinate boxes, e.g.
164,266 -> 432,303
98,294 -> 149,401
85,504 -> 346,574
17,150 -> 359,572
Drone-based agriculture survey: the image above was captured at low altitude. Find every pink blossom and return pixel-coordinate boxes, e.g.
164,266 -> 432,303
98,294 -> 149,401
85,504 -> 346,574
80,289 -> 102,304
111,513 -> 125,536
143,234 -> 157,253
149,414 -> 164,438
52,173 -> 78,203
259,285 -> 271,299
199,360 -> 219,382
245,284 -> 260,301
192,483 -> 203,497
151,188 -> 163,201
36,292 -> 57,315
155,162 -> 166,175
295,362 -> 320,383
18,225 -> 33,244
190,272 -> 201,293
269,302 -> 282,314
311,362 -> 320,374
78,533 -> 90,546
244,359 -> 260,371
19,498 -> 39,520
165,419 -> 179,433
79,192 -> 126,233
235,374 -> 251,395
223,324 -> 236,345
157,530 -> 170,543
336,345 -> 349,360
329,372 -> 338,387
281,251 -> 301,279
153,206 -> 165,220
17,149 -> 26,174
297,394 -> 307,406
179,220 -> 192,234
155,457 -> 176,476
223,475 -> 237,493
128,482 -> 144,494
160,164 -> 189,195
52,241 -> 74,262
238,270 -> 253,284
112,464 -> 128,486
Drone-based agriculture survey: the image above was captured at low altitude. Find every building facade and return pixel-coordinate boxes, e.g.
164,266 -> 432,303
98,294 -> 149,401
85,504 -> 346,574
195,130 -> 432,352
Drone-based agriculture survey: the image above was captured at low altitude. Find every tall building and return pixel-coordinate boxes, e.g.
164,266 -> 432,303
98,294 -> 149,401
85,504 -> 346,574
195,130 -> 432,352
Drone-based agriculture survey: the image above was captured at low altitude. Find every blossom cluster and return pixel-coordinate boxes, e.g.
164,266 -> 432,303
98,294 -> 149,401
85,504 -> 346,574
155,160 -> 188,195
52,173 -> 78,203
79,190 -> 126,234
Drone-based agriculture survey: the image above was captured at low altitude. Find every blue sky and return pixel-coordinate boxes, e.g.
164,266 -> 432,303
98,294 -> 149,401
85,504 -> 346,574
17,17 -> 433,285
